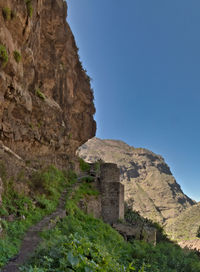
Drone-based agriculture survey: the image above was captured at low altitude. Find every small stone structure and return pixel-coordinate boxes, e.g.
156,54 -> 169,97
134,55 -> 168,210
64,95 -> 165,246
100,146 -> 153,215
79,162 -> 124,224
113,223 -> 156,245
100,163 -> 124,224
79,162 -> 157,244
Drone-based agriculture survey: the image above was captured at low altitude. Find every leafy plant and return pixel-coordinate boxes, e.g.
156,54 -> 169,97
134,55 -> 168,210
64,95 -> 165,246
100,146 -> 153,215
79,158 -> 90,172
35,88 -> 45,100
2,7 -> 11,20
25,0 -> 33,17
20,180 -> 200,272
80,176 -> 95,183
0,44 -> 8,67
13,50 -> 21,63
196,226 -> 200,238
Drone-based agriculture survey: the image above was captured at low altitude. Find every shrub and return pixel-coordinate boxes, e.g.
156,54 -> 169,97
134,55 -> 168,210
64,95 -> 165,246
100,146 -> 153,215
0,45 -> 8,67
80,176 -> 95,183
79,158 -> 90,172
35,88 -> 45,100
13,51 -> 21,63
25,0 -> 33,17
196,226 -> 200,238
2,7 -> 11,21
20,180 -> 200,272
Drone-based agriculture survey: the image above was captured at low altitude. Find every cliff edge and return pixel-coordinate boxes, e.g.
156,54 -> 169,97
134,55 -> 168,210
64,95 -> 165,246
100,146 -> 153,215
0,0 -> 96,164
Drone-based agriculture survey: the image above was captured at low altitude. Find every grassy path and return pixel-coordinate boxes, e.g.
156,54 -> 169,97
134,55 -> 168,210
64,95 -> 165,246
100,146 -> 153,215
1,186 -> 71,272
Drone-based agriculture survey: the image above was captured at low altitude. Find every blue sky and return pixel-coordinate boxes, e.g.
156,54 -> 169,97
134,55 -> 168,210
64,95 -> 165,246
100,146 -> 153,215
67,0 -> 200,201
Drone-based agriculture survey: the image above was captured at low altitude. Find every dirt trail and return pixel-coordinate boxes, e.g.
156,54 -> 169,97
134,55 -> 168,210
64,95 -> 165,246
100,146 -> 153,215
2,187 -> 70,272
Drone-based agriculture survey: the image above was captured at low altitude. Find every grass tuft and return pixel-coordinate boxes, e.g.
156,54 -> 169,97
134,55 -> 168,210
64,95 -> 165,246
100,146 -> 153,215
2,7 -> 11,21
25,0 -> 33,17
0,45 -> 8,67
35,88 -> 45,100
13,51 -> 21,63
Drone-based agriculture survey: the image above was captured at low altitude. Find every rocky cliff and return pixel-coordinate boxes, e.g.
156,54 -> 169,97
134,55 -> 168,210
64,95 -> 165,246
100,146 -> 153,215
78,137 -> 195,225
0,0 -> 96,164
0,0 -> 96,205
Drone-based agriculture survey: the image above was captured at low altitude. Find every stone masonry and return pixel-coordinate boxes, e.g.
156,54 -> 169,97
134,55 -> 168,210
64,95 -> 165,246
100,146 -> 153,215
100,163 -> 124,224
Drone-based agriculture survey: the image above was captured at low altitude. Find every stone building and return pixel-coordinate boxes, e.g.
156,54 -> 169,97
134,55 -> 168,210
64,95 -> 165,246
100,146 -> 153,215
100,163 -> 124,224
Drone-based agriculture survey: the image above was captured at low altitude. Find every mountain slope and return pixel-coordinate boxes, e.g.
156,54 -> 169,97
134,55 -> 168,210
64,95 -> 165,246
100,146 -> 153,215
78,137 -> 195,225
166,202 -> 200,241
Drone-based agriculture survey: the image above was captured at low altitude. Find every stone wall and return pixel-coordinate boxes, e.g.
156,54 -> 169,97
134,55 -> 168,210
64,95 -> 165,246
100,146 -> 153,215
100,163 -> 124,224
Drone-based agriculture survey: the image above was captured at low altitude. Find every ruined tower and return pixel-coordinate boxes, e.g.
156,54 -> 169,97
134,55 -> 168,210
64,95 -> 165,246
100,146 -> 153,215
100,163 -> 124,224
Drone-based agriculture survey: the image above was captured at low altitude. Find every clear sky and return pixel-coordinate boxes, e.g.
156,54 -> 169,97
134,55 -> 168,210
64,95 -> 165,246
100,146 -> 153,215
67,0 -> 200,201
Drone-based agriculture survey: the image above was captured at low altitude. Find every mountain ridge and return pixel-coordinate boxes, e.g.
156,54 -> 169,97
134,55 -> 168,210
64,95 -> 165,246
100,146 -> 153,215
78,137 -> 195,225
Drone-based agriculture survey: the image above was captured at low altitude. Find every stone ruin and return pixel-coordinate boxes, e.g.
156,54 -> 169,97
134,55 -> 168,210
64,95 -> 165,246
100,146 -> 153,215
80,162 -> 156,244
99,163 -> 124,224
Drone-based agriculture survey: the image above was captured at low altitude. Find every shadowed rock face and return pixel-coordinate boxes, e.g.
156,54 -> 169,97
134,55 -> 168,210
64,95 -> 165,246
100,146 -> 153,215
78,137 -> 195,225
0,0 -> 96,162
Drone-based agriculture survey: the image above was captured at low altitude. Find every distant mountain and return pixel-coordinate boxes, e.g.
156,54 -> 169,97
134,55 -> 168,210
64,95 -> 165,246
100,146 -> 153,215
166,202 -> 200,241
78,137 -> 195,226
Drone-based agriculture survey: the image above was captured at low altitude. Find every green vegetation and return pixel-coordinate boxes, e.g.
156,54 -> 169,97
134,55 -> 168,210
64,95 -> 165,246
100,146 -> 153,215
197,226 -> 200,238
35,88 -> 46,100
0,44 -> 8,67
0,166 -> 68,268
20,179 -> 200,272
166,203 -> 200,241
2,7 -> 11,21
79,158 -> 91,172
25,0 -> 33,17
125,205 -> 168,243
1,164 -> 200,271
13,50 -> 21,63
80,176 -> 95,183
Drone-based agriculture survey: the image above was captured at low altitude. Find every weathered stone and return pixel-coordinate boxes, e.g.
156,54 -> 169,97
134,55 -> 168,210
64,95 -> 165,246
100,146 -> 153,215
113,223 -> 156,245
100,163 -> 124,224
0,0 -> 96,165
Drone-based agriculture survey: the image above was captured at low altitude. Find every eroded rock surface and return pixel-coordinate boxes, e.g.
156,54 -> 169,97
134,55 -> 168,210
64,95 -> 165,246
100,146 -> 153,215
78,137 -> 195,225
0,0 -> 96,162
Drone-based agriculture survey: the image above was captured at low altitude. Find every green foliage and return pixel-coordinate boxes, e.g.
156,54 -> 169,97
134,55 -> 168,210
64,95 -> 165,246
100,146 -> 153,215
1,166 -> 200,271
20,181 -> 200,272
196,226 -> 200,238
21,204 -> 135,271
35,88 -> 45,100
13,50 -> 21,63
80,176 -> 95,183
166,203 -> 200,240
0,166 -> 68,268
79,158 -> 91,172
25,0 -> 33,17
0,44 -> 8,67
2,7 -> 11,20
94,161 -> 101,172
125,204 -> 169,243
30,165 -> 66,198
